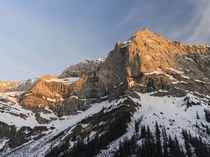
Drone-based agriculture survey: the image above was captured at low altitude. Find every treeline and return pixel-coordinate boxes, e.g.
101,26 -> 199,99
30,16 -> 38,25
61,109 -> 130,157
182,130 -> 210,157
45,100 -> 134,157
114,122 -> 210,157
46,120 -> 210,157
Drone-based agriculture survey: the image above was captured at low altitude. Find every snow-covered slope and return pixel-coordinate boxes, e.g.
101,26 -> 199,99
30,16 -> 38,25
1,90 -> 209,157
2,99 -> 123,157
0,29 -> 210,157
97,91 -> 210,156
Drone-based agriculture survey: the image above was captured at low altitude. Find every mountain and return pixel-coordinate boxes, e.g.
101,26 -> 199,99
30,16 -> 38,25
6,78 -> 38,93
59,58 -> 105,78
0,81 -> 19,93
0,29 -> 210,157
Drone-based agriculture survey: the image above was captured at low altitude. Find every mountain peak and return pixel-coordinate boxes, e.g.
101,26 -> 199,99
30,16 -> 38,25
133,28 -> 156,38
40,74 -> 58,81
1,29 -> 210,156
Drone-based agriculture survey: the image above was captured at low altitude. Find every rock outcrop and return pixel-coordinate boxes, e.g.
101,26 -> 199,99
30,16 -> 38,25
6,78 -> 38,92
59,58 -> 105,78
0,81 -> 19,93
19,75 -> 71,108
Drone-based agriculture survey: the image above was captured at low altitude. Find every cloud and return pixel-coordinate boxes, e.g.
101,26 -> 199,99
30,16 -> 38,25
186,0 -> 210,45
117,0 -> 210,45
159,0 -> 210,45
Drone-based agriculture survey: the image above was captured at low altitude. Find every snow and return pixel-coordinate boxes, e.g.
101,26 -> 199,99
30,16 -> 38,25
166,68 -> 191,80
121,39 -> 132,48
195,79 -> 206,83
103,98 -> 126,113
46,77 -> 80,84
59,77 -> 80,84
96,58 -> 105,62
1,89 -> 210,156
184,57 -> 194,62
145,70 -> 163,75
40,111 -> 57,120
167,68 -> 184,74
181,75 -> 190,79
3,99 -> 125,157
0,138 -> 9,149
0,92 -> 24,103
0,101 -> 40,129
97,92 -> 210,156
171,80 -> 188,84
11,78 -> 38,90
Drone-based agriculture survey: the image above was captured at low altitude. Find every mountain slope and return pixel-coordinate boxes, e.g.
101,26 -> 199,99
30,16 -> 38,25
0,28 -> 210,157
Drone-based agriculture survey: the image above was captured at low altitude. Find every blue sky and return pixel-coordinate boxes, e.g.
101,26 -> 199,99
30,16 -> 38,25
0,0 -> 210,81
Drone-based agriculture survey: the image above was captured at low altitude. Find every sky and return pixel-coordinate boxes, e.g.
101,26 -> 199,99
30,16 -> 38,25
0,0 -> 210,81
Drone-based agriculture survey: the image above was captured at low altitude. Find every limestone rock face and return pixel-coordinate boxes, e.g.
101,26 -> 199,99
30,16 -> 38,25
19,28 -> 210,116
59,58 -> 105,78
0,81 -> 19,93
6,78 -> 38,92
74,28 -> 210,100
20,75 -> 71,108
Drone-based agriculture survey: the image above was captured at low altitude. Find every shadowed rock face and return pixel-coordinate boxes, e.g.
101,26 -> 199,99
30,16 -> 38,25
0,121 -> 48,151
59,58 -> 105,78
6,78 -> 38,92
19,28 -> 210,116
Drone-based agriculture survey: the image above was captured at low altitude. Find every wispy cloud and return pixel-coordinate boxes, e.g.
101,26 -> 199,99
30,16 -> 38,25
186,0 -> 210,45
169,0 -> 210,45
117,0 -> 210,45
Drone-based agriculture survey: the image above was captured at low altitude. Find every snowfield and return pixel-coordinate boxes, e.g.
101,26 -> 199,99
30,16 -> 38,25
97,92 -> 210,157
1,99 -> 124,157
0,91 -> 210,157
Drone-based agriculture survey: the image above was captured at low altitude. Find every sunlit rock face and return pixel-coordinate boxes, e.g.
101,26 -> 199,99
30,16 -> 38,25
93,28 -> 210,98
19,75 -> 71,107
0,81 -> 19,93
18,28 -> 210,115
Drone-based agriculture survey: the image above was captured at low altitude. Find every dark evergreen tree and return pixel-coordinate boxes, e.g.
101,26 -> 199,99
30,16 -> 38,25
155,122 -> 162,157
196,111 -> 200,119
141,125 -> 146,138
135,120 -> 140,134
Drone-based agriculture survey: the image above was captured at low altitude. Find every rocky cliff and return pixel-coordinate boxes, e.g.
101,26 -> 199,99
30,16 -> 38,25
0,81 -> 19,93
18,29 -> 210,116
59,58 -> 105,78
71,28 -> 210,100
19,75 -> 71,107
6,78 -> 38,92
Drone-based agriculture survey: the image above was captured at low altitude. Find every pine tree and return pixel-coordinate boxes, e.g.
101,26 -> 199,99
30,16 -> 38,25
141,125 -> 146,138
182,130 -> 192,157
155,122 -> 162,157
162,127 -> 168,157
196,111 -> 200,119
206,125 -> 210,134
135,120 -> 139,134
